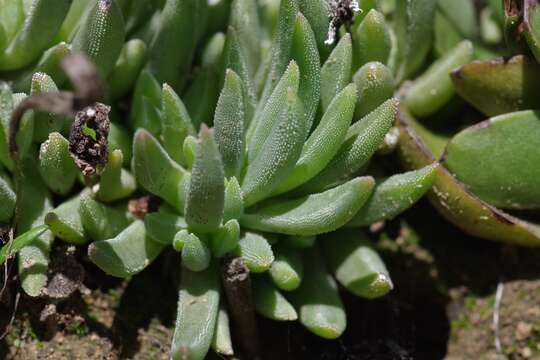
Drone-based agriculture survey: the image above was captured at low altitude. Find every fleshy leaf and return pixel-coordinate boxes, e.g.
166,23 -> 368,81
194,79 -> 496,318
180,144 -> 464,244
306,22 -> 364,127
133,129 -> 190,213
274,84 -> 357,195
353,62 -> 395,119
234,232 -> 274,273
88,220 -> 165,278
241,177 -> 375,236
396,107 -> 540,246
451,55 -> 540,116
184,126 -> 225,233
242,86 -> 307,206
404,40 -> 473,118
444,110 -> 540,209
321,230 -> 393,299
38,132 -> 77,195
96,150 -> 136,202
0,0 -> 72,71
253,276 -> 297,321
79,194 -> 134,242
214,69 -> 245,179
288,248 -> 345,339
348,164 -> 438,227
171,262 -> 219,360
72,0 -> 126,78
353,10 -> 392,69
299,99 -> 398,193
269,245 -> 303,291
320,34 -> 352,113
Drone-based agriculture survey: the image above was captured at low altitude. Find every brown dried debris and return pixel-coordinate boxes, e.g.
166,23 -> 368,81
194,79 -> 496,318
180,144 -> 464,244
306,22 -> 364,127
128,195 -> 161,220
325,0 -> 360,45
69,103 -> 111,176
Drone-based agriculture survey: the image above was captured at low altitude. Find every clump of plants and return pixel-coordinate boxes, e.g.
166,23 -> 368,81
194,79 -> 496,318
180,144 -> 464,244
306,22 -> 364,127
0,0 -> 539,359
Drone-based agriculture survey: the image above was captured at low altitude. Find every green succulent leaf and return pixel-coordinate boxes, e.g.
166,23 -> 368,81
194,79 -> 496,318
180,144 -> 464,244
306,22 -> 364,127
211,305 -> 234,356
38,132 -> 77,195
89,220 -> 165,278
299,98 -> 398,193
223,177 -> 244,222
108,122 -> 132,166
433,11 -> 463,58
148,0 -> 208,89
133,129 -> 190,213
274,84 -> 357,195
72,0 -> 126,78
183,66 -> 220,130
131,69 -> 162,135
288,247 -> 346,339
253,275 -> 298,321
160,83 -> 196,166
353,61 -> 395,119
353,9 -> 392,69
13,42 -> 71,93
222,27 -> 257,127
268,245 -> 303,291
320,34 -> 352,113
30,73 -> 64,142
0,86 -> 14,171
180,231 -> 212,272
96,150 -> 136,202
396,108 -> 540,246
242,86 -> 307,206
404,40 -> 473,118
229,0 -> 260,78
171,262 -> 219,360
17,156 -> 54,297
258,0 -> 298,108
214,69 -> 245,179
393,0 -> 436,83
184,126 -> 225,233
348,164 -> 438,227
0,0 -> 72,71
241,177 -> 375,236
321,230 -> 393,299
144,212 -> 187,245
291,12 -> 321,131
247,60 -> 299,161
438,0 -> 478,38
451,55 -> 540,117
45,192 -> 87,245
444,110 -> 540,209
0,174 -> 15,223
182,135 -> 197,170
524,0 -> 540,64
298,0 -> 330,59
210,219 -> 240,258
108,38 -> 147,99
234,232 -> 275,273
79,194 -> 133,242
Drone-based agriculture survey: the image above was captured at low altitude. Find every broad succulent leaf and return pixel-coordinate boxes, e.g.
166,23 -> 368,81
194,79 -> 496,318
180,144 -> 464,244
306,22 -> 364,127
451,55 -> 540,116
444,110 -> 540,209
88,220 -> 165,277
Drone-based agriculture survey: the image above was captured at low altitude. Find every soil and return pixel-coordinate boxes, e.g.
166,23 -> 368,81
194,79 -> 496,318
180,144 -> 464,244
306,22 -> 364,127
1,199 -> 540,360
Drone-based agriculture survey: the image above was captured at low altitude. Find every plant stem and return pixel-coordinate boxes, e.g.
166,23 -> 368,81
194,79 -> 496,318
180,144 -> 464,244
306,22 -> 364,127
221,256 -> 261,360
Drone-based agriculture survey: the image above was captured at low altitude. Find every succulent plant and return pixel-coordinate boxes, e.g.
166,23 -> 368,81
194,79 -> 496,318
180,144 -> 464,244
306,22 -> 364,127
2,0 -> 540,359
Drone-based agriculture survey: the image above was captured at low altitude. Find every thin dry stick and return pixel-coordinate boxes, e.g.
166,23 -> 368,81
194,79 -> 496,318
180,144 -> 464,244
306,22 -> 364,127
493,281 -> 504,354
221,256 -> 261,360
0,291 -> 20,340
